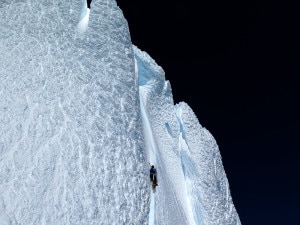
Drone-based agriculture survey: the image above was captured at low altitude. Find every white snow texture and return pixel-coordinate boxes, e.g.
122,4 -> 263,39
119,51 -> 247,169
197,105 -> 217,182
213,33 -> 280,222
0,0 -> 241,225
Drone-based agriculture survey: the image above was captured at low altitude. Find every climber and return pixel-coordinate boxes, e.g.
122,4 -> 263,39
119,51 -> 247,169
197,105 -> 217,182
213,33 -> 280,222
150,165 -> 158,187
87,0 -> 92,8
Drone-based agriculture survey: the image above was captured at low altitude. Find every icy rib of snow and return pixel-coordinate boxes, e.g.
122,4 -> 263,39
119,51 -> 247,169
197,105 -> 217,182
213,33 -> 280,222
134,45 -> 241,225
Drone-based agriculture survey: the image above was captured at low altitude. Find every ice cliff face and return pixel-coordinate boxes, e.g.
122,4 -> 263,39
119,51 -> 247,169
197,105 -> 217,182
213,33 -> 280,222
0,0 -> 241,224
0,0 -> 148,224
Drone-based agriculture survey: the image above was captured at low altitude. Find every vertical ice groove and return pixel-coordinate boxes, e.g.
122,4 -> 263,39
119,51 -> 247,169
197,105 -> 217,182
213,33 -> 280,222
77,0 -> 90,34
0,0 -> 149,224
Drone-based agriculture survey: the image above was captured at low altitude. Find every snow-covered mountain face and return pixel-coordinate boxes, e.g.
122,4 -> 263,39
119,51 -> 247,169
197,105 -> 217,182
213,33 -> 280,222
135,46 -> 241,225
0,0 -> 148,224
0,0 -> 241,224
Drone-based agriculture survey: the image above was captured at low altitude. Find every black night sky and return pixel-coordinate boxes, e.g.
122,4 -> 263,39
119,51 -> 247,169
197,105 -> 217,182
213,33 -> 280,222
95,0 -> 299,224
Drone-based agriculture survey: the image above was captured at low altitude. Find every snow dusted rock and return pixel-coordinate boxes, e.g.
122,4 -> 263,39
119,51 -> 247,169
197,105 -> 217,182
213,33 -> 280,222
0,1 -> 148,224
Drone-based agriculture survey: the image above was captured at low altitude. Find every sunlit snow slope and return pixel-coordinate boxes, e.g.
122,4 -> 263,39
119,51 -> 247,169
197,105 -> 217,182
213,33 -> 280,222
0,1 -> 149,224
135,46 -> 241,225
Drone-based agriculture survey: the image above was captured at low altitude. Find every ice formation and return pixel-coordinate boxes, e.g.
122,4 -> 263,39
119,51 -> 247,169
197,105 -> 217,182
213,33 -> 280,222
136,46 -> 241,225
0,0 -> 241,224
0,1 -> 148,224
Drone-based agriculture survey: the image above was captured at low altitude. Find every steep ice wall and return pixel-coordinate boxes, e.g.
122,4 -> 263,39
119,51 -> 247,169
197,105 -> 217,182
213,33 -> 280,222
135,45 -> 241,225
0,0 -> 241,224
0,1 -> 149,224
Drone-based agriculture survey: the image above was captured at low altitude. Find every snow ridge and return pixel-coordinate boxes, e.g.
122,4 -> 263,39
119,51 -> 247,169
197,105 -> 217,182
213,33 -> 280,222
135,45 -> 241,225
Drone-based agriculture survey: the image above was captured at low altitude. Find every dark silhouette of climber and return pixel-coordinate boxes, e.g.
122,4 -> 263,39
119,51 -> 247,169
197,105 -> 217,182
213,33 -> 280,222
87,0 -> 92,8
150,165 -> 158,187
